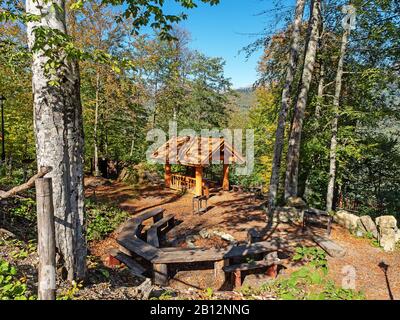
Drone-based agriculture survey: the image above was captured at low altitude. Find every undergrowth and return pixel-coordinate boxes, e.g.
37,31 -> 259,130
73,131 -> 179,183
240,247 -> 365,300
86,199 -> 131,241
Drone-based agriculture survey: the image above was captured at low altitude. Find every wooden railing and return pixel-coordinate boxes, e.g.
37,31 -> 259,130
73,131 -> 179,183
171,174 -> 196,193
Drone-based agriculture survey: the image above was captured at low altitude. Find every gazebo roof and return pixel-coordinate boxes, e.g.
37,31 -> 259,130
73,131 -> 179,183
151,136 -> 245,166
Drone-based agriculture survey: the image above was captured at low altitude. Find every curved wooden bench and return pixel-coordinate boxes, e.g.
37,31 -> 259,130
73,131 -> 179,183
115,207 -> 283,286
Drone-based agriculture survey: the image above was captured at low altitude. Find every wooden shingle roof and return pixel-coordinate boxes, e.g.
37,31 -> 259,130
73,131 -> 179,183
151,136 -> 245,166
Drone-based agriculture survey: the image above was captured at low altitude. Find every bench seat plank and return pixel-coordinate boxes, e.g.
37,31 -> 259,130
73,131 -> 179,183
153,247 -> 226,263
109,248 -> 146,276
224,240 -> 280,259
117,237 -> 160,261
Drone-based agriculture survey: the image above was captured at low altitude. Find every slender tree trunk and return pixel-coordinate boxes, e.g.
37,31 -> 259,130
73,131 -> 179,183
268,0 -> 306,211
94,70 -> 100,176
315,63 -> 325,117
326,18 -> 351,212
284,0 -> 321,200
27,0 -> 86,280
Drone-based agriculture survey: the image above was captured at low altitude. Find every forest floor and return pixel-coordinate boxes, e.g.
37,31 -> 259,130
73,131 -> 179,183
85,177 -> 400,300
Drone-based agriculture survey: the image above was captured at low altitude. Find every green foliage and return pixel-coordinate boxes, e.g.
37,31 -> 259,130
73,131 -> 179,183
57,281 -> 83,300
262,266 -> 364,300
86,200 -> 131,241
292,246 -> 328,275
150,289 -> 175,300
0,259 -> 33,300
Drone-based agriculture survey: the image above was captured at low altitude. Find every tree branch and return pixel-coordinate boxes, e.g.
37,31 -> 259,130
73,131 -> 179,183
0,166 -> 52,200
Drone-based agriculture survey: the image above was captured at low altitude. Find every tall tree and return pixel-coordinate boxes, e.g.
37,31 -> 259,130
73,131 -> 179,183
26,0 -> 86,280
284,0 -> 322,200
326,5 -> 353,212
268,0 -> 306,211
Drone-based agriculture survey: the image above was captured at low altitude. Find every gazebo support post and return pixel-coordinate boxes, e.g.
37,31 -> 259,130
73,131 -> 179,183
222,164 -> 230,191
195,166 -> 203,197
165,163 -> 171,188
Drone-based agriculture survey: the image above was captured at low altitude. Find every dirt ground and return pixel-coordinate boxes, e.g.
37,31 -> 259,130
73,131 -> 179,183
86,177 -> 400,300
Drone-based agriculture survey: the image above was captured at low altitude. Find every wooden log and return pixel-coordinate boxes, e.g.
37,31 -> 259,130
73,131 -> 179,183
0,166 -> 52,200
222,164 -> 230,191
195,166 -> 203,197
233,270 -> 242,289
153,263 -> 168,286
313,235 -> 346,257
214,259 -> 229,288
35,178 -> 56,300
165,163 -> 171,188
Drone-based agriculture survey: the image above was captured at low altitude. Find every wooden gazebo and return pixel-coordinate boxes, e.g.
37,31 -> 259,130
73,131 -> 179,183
151,136 -> 245,196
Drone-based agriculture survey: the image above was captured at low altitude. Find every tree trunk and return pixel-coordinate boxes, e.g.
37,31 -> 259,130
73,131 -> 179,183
26,0 -> 86,280
315,63 -> 325,117
94,70 -> 100,176
326,18 -> 351,212
284,0 -> 321,200
268,0 -> 306,211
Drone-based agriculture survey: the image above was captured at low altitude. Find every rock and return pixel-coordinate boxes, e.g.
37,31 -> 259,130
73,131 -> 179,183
375,215 -> 398,230
199,229 -> 211,239
396,230 -> 400,243
212,230 -> 236,243
375,215 -> 398,252
357,215 -> 378,238
274,207 -> 303,223
286,197 -> 307,209
334,210 -> 360,231
380,229 -> 397,252
355,229 -> 364,238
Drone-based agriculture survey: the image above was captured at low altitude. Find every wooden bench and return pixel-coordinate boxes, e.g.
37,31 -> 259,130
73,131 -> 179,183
116,209 -> 284,287
192,196 -> 208,214
303,208 -> 333,236
224,254 -> 282,289
146,215 -> 175,248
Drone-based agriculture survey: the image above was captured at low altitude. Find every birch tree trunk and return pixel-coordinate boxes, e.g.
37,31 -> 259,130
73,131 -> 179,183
315,63 -> 325,117
267,0 -> 306,212
326,19 -> 351,212
26,0 -> 86,280
284,0 -> 321,200
94,70 -> 100,176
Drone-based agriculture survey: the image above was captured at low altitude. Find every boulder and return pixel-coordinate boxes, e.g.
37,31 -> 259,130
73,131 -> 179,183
285,197 -> 307,209
273,207 -> 303,223
334,210 -> 360,231
375,215 -> 398,252
375,215 -> 398,230
357,215 -> 378,238
379,229 -> 397,252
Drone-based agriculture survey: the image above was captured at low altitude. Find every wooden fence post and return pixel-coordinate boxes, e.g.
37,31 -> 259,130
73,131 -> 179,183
35,177 -> 56,300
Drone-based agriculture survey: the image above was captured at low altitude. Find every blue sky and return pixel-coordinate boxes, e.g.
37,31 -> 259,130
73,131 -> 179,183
157,0 -> 295,89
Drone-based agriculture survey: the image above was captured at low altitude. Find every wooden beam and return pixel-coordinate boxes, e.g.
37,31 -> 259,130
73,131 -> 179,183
165,163 -> 171,188
153,263 -> 168,286
222,164 -> 229,191
35,177 -> 56,300
195,166 -> 203,197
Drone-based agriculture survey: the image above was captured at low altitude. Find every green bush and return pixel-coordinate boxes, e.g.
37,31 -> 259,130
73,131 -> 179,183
0,259 -> 33,300
86,200 -> 131,241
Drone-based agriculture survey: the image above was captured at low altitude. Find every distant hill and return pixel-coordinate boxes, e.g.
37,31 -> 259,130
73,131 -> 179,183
234,87 -> 256,111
